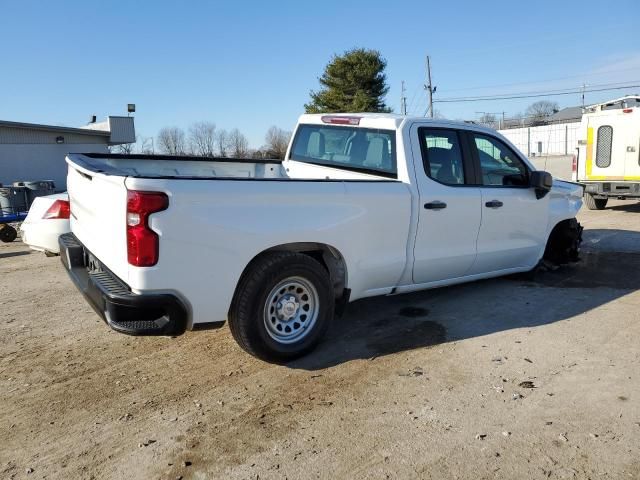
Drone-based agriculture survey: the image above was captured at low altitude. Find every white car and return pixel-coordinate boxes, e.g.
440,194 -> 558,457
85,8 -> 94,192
20,193 -> 70,255
60,114 -> 584,361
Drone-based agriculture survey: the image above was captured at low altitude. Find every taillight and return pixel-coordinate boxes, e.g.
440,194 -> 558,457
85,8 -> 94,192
571,155 -> 577,172
320,115 -> 361,125
42,199 -> 70,219
126,191 -> 168,267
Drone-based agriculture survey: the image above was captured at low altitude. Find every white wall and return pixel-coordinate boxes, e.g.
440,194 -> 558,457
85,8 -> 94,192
499,122 -> 581,157
0,144 -> 109,190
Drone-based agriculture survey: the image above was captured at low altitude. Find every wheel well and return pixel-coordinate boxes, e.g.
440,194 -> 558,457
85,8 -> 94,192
250,243 -> 348,299
543,218 -> 582,264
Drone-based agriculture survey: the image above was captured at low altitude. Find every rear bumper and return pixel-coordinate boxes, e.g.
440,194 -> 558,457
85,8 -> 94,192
59,232 -> 188,336
583,182 -> 640,198
20,219 -> 70,254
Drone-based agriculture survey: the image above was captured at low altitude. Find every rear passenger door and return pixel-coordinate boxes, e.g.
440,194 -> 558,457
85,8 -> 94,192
466,132 -> 549,274
411,126 -> 482,284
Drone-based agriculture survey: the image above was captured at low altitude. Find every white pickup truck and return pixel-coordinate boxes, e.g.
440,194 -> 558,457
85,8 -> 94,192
60,113 -> 584,361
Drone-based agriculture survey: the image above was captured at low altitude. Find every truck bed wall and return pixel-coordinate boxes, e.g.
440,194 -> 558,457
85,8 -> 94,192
116,175 -> 413,326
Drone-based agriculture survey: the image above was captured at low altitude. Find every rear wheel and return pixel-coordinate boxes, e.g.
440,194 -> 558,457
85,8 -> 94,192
228,251 -> 334,362
584,193 -> 608,210
0,225 -> 17,243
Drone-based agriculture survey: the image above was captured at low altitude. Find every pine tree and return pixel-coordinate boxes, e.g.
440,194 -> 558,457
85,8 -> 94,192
305,48 -> 391,113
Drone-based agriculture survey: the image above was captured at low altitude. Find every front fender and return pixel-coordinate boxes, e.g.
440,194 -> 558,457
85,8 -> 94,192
546,180 -> 584,234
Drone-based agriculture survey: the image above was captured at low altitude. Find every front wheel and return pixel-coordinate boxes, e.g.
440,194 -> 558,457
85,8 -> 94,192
543,218 -> 583,266
228,252 -> 334,362
584,193 -> 608,210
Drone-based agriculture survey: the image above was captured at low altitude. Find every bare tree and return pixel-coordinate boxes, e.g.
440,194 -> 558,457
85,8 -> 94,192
157,127 -> 186,155
189,121 -> 216,157
139,136 -> 155,154
216,129 -> 230,157
478,113 -> 497,128
228,128 -> 250,158
111,137 -> 137,154
263,126 -> 291,159
525,101 -> 559,126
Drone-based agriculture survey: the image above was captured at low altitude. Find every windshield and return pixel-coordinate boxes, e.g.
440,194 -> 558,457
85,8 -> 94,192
289,124 -> 397,178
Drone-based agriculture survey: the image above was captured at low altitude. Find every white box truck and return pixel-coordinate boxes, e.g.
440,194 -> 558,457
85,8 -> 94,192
574,95 -> 640,209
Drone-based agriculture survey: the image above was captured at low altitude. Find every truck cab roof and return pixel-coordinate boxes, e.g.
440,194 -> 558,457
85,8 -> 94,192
298,113 -> 500,136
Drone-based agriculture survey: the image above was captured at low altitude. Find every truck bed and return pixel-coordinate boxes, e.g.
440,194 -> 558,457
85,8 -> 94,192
71,153 -> 396,181
71,153 -> 286,180
65,152 -> 413,328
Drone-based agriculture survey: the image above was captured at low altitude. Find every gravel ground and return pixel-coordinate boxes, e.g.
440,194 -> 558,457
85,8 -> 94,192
1,200 -> 639,480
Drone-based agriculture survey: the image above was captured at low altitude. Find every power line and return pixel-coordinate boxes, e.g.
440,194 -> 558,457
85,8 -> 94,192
405,84 -> 422,114
436,65 -> 640,95
434,83 -> 640,103
435,81 -> 640,101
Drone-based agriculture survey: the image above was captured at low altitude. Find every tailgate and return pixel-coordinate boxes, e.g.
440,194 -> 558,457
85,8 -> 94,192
67,159 -> 129,282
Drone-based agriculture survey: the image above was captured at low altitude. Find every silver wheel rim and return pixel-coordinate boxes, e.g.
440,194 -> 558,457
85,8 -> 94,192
263,276 -> 319,345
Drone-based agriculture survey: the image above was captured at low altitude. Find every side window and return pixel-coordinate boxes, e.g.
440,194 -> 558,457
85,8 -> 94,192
472,134 -> 529,187
595,125 -> 613,168
419,128 -> 466,185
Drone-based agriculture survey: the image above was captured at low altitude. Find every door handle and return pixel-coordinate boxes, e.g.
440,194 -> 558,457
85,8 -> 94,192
485,200 -> 503,208
424,201 -> 447,210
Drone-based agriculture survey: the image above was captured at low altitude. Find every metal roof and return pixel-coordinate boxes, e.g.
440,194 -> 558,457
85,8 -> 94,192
0,119 -> 110,136
548,106 -> 583,123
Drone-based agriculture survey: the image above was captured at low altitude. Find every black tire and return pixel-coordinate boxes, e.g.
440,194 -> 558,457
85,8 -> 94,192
584,193 -> 608,210
228,251 -> 334,362
0,225 -> 17,243
543,218 -> 583,266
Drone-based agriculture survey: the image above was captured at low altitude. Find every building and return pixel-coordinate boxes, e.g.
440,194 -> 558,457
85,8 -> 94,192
0,116 -> 135,190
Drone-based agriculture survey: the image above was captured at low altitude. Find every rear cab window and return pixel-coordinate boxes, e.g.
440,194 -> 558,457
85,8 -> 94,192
418,128 -> 469,185
289,124 -> 397,178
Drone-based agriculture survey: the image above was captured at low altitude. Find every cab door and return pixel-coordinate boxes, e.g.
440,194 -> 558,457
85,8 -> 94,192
466,132 -> 549,274
411,126 -> 482,284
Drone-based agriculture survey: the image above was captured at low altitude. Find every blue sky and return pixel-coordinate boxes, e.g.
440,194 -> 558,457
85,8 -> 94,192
1,0 -> 639,148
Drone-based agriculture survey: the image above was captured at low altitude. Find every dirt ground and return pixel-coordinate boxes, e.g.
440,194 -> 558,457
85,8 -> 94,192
1,200 -> 639,480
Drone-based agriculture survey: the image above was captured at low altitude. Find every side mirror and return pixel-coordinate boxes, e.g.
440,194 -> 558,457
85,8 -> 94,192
530,170 -> 553,199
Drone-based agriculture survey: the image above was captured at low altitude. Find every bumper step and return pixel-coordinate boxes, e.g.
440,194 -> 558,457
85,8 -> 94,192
59,232 -> 188,336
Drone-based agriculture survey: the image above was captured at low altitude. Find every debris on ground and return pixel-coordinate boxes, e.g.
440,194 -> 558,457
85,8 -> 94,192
518,381 -> 536,389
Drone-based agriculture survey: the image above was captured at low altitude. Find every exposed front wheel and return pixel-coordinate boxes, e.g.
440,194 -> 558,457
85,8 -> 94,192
228,252 -> 334,362
543,218 -> 583,266
584,193 -> 608,210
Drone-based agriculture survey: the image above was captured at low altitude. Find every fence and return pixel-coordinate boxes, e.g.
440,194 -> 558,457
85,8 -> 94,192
498,122 -> 581,157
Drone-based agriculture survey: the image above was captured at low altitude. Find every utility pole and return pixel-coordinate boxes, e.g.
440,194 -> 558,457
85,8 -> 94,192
425,55 -> 435,118
581,83 -> 586,108
401,80 -> 407,115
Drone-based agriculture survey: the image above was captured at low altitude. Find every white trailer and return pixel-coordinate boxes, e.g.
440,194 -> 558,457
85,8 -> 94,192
574,95 -> 640,209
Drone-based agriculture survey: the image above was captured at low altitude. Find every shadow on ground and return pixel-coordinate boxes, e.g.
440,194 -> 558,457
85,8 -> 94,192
289,228 -> 640,371
0,250 -> 31,259
606,201 -> 640,213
